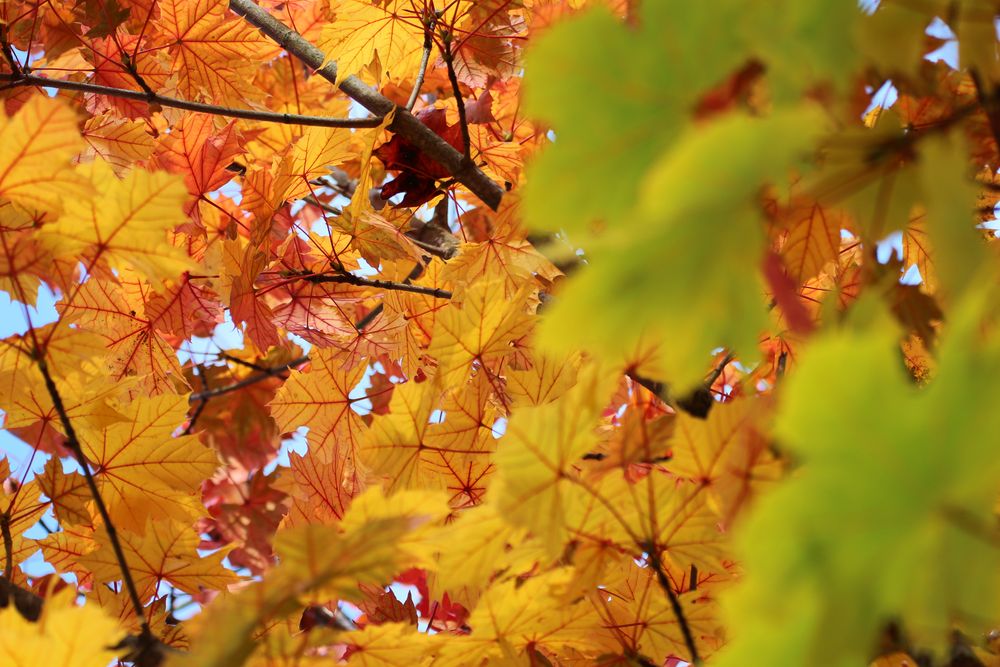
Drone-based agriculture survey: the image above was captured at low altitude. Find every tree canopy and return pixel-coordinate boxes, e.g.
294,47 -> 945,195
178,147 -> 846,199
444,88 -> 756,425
0,1 -> 998,666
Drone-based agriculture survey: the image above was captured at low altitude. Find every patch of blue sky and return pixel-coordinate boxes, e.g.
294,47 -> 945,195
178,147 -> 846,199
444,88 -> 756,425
875,230 -> 923,285
0,283 -> 60,477
177,312 -> 245,366
263,427 -> 309,474
210,179 -> 244,205
0,282 -> 59,337
490,416 -> 507,439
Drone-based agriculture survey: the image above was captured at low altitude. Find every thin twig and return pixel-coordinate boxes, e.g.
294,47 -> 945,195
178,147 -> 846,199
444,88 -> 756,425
1,512 -> 12,580
37,516 -> 55,535
440,34 -> 472,161
0,73 -> 382,128
776,350 -> 788,381
188,262 -> 432,404
941,504 -> 1000,548
647,550 -> 702,665
705,353 -> 734,386
228,0 -> 503,209
407,17 -> 435,111
288,270 -> 453,299
33,357 -> 153,642
0,29 -> 22,76
217,352 -> 271,372
183,365 -> 210,436
627,352 -> 734,419
188,355 -> 309,403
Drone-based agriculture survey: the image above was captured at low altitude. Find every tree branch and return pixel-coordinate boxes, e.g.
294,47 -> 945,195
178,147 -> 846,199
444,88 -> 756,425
183,365 -> 210,436
1,512 -> 12,580
407,17 -> 435,111
0,73 -> 382,128
188,355 -> 309,403
647,549 -> 702,666
440,34 -> 472,161
627,353 -> 734,419
228,0 -> 503,210
33,357 -> 152,641
0,29 -> 22,76
287,270 -> 453,299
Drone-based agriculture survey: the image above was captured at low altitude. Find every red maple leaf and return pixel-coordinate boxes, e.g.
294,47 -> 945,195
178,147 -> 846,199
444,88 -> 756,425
374,108 -> 465,207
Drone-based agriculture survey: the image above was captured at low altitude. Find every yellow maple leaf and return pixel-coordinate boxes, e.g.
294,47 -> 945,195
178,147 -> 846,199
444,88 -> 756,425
43,160 -> 194,285
592,561 -> 723,663
269,348 -> 370,491
0,588 -> 124,667
667,397 -> 781,522
77,394 -> 219,532
155,0 -> 269,103
321,0 -> 436,84
174,487 -> 447,667
0,95 -> 88,214
339,623 -> 443,666
437,569 -> 608,666
495,363 -> 618,555
362,375 -> 495,498
274,125 -> 355,203
430,278 -> 535,383
82,517 -> 237,602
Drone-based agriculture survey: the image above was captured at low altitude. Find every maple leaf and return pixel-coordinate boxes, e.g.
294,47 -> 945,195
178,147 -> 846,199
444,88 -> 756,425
56,276 -> 188,393
374,107 -> 466,207
0,96 -> 88,215
495,363 -> 618,554
154,0 -> 269,104
593,562 -> 723,663
82,517 -> 237,601
76,394 -> 220,532
81,115 -> 156,174
154,113 -> 247,203
320,0 -> 439,84
43,160 -> 195,286
429,277 -> 534,383
362,374 -> 495,499
436,569 -> 608,665
0,588 -> 124,667
269,348 -> 370,494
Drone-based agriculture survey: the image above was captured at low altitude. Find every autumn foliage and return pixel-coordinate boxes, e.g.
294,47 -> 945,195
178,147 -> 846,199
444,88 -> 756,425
1,1 -> 1000,666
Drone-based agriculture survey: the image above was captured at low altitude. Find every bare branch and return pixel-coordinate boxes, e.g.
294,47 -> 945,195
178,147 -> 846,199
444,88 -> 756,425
440,34 -> 472,161
228,0 -> 503,210
647,549 -> 702,666
1,512 -> 12,580
33,356 -> 152,640
407,16 -> 435,111
288,270 -> 453,299
0,28 -> 22,76
0,73 -> 382,128
188,355 -> 309,404
183,365 -> 210,436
